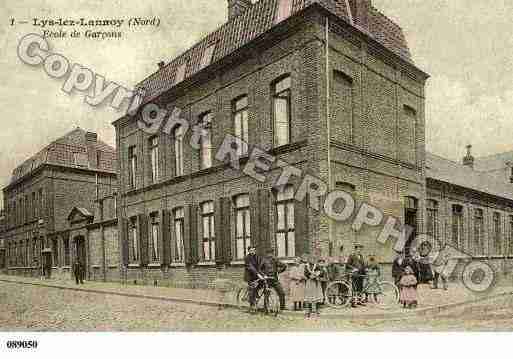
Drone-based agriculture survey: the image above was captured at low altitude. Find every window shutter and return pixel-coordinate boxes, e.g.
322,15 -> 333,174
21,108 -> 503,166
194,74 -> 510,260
295,194 -> 309,257
190,204 -> 199,264
161,210 -> 171,266
184,204 -> 199,265
214,199 -> 224,264
138,214 -> 149,266
221,197 -> 232,263
121,218 -> 129,266
250,191 -> 260,253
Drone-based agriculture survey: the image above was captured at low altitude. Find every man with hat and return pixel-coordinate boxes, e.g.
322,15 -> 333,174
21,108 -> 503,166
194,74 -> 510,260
346,243 -> 367,307
260,248 -> 287,310
244,245 -> 263,312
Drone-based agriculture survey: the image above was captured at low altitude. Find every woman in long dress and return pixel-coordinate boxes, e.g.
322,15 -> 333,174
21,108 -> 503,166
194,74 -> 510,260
399,266 -> 418,309
289,257 -> 306,311
304,255 -> 325,318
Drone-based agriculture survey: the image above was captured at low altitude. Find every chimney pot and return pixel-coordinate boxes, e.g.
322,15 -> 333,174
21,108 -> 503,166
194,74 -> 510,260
228,0 -> 252,20
463,144 -> 474,169
348,0 -> 372,29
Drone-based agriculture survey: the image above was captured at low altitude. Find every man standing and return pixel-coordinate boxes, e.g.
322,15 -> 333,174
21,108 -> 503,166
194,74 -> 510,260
392,251 -> 405,287
346,243 -> 366,308
244,246 -> 263,312
73,260 -> 84,285
260,248 -> 287,310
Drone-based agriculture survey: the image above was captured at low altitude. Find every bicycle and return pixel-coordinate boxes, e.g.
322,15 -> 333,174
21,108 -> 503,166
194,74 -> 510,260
325,272 -> 399,309
236,276 -> 281,316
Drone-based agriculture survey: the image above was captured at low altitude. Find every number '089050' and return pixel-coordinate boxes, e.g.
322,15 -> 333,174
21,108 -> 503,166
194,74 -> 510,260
6,340 -> 38,349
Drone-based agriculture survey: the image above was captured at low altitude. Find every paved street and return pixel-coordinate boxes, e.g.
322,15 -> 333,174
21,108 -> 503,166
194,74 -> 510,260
1,277 -> 513,331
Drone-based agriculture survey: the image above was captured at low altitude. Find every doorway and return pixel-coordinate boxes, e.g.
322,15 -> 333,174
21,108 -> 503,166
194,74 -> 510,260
75,236 -> 87,272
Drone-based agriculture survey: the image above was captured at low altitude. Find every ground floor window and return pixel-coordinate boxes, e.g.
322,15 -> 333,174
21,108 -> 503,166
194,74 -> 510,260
173,208 -> 185,263
275,186 -> 295,258
201,202 -> 215,262
234,194 -> 251,260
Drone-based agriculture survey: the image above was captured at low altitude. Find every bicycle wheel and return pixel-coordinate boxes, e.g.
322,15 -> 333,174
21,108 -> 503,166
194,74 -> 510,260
263,288 -> 281,316
374,281 -> 399,309
236,287 -> 249,309
325,281 -> 352,308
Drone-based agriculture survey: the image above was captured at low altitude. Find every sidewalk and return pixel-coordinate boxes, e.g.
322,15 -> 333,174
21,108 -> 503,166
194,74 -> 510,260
1,274 -> 512,319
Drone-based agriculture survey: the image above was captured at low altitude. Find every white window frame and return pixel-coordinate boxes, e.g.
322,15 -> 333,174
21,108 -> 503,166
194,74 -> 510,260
201,202 -> 215,262
234,194 -> 251,260
275,186 -> 295,259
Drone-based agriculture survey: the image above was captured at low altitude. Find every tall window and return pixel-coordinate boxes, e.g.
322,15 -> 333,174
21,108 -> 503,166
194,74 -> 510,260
173,208 -> 185,263
149,137 -> 159,183
276,186 -> 295,258
233,96 -> 249,156
63,237 -> 70,266
509,216 -> 513,255
493,212 -> 502,255
32,192 -> 36,220
51,238 -> 59,267
201,202 -> 215,261
128,146 -> 137,189
25,195 -> 29,223
149,213 -> 160,263
129,217 -> 139,263
199,112 -> 213,170
174,126 -> 185,176
474,209 -> 484,255
272,76 -> 291,147
426,200 -> 439,242
32,239 -> 38,263
452,204 -> 464,249
235,194 -> 251,260
39,188 -> 44,218
25,239 -> 30,267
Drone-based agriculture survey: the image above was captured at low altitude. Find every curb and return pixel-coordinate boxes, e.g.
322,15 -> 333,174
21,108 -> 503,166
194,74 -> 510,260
1,277 -> 512,320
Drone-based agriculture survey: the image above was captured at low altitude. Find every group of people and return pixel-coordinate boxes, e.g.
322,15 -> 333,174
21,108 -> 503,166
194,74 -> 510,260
244,243 -> 389,318
392,246 -> 448,309
244,242 -> 449,316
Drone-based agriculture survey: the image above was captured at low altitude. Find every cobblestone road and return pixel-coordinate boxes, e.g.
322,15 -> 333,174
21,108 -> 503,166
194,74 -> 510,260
1,281 -> 513,331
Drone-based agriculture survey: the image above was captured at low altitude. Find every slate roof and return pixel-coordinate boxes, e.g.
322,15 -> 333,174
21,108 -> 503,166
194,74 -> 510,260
9,127 -> 117,184
473,151 -> 513,173
136,0 -> 412,103
426,152 -> 513,201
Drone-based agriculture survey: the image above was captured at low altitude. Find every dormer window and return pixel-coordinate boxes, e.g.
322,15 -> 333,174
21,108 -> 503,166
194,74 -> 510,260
174,63 -> 187,84
200,43 -> 216,69
275,0 -> 292,24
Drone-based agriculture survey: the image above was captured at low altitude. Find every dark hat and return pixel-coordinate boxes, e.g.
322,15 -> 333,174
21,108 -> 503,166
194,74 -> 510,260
247,245 -> 257,251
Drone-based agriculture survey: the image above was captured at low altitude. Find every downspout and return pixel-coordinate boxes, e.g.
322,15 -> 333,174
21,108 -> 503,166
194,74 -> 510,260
325,17 -> 333,250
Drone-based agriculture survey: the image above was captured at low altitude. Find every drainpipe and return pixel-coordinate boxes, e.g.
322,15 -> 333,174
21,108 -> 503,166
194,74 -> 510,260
325,17 -> 333,252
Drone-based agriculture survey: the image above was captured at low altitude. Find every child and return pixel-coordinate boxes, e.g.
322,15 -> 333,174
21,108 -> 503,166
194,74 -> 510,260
399,266 -> 418,309
289,256 -> 306,311
304,255 -> 325,318
364,255 -> 381,303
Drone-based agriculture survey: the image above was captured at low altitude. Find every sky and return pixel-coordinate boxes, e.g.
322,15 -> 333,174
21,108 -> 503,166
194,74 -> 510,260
1,0 -> 512,205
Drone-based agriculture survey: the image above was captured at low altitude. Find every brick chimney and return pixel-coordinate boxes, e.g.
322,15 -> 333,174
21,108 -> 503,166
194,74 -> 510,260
463,145 -> 474,169
228,0 -> 252,20
85,132 -> 98,143
348,0 -> 372,29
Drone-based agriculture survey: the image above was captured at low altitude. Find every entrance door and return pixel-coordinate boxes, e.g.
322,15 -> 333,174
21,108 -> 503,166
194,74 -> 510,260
75,236 -> 86,275
42,252 -> 52,279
